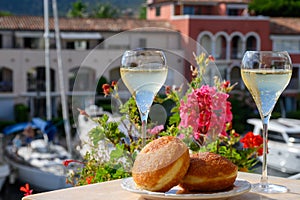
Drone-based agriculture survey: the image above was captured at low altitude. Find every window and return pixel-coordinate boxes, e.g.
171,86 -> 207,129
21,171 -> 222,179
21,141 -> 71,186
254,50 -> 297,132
200,35 -> 212,55
155,6 -> 161,16
273,39 -> 300,53
139,38 -> 146,47
268,130 -> 285,143
227,8 -> 239,16
0,67 -> 13,92
215,35 -> 226,59
246,36 -> 257,51
183,6 -> 194,15
24,37 -> 43,49
66,40 -> 89,50
66,41 -> 75,49
69,67 -> 95,91
230,36 -> 242,59
27,67 -> 55,92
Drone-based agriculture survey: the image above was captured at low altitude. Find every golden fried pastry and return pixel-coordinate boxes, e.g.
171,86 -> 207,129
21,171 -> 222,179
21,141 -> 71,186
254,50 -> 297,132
132,136 -> 190,192
179,152 -> 238,192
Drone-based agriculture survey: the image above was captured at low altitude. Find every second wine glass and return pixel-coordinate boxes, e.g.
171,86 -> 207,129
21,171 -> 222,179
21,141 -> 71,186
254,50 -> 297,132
120,48 -> 168,147
241,51 -> 292,193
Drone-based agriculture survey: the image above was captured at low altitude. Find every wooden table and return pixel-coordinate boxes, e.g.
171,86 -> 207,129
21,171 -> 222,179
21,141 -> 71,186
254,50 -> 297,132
23,172 -> 300,200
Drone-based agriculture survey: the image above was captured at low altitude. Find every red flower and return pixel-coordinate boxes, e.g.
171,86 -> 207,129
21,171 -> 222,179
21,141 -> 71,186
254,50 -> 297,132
240,131 -> 264,156
20,183 -> 33,196
111,81 -> 117,87
221,81 -> 230,89
63,159 -> 85,167
233,132 -> 240,138
102,84 -> 111,96
165,85 -> 171,95
208,55 -> 215,62
86,176 -> 94,184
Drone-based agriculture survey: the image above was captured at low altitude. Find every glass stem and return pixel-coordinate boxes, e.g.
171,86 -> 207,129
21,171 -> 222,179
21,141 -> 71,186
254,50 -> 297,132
261,114 -> 270,188
141,112 -> 149,147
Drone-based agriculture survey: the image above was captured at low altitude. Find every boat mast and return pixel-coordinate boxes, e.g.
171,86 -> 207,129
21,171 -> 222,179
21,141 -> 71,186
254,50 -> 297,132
44,0 -> 52,121
52,0 -> 72,154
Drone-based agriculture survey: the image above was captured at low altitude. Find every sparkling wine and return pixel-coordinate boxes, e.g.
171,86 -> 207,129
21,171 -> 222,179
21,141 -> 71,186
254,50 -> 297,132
120,66 -> 168,114
241,69 -> 292,117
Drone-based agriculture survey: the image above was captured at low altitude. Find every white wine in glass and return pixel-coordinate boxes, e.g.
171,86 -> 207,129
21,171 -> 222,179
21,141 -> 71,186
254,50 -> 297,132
120,48 -> 168,147
241,51 -> 292,193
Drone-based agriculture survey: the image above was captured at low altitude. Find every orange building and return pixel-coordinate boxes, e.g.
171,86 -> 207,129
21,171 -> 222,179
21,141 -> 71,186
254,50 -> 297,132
147,0 -> 299,111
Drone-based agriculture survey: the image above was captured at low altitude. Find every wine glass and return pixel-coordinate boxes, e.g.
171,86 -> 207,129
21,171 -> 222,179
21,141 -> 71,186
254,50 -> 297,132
241,51 -> 292,193
120,48 -> 168,147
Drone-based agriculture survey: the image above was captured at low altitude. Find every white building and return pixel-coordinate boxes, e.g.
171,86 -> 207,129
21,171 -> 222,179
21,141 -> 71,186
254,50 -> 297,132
0,16 -> 186,120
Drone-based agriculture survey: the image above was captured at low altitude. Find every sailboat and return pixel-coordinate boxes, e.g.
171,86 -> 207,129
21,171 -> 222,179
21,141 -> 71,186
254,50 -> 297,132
2,118 -> 72,191
1,0 -> 74,191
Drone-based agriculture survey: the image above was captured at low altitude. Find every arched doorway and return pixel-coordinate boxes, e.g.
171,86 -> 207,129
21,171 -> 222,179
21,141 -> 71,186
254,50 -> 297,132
246,35 -> 257,51
230,35 -> 243,59
215,34 -> 227,59
198,32 -> 213,55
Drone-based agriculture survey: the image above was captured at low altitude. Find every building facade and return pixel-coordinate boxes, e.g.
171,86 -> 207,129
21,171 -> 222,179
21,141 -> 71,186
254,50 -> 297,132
1,0 -> 300,121
147,0 -> 300,111
0,17 -> 184,120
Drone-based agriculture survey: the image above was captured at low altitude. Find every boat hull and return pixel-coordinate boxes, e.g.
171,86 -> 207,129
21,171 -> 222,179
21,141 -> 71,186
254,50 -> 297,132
0,164 -> 9,191
5,156 -> 71,191
247,118 -> 300,174
259,141 -> 300,174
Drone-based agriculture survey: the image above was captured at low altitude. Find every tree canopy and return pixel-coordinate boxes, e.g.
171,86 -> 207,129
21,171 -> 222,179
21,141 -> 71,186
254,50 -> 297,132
91,3 -> 119,18
67,0 -> 88,18
249,0 -> 300,17
66,0 -> 146,19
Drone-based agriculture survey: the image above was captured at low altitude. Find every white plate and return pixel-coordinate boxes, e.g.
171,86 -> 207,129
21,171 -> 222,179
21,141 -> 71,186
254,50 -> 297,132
121,177 -> 251,200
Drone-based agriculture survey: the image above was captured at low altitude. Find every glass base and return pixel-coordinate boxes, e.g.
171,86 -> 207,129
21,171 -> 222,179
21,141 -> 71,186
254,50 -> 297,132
251,183 -> 288,194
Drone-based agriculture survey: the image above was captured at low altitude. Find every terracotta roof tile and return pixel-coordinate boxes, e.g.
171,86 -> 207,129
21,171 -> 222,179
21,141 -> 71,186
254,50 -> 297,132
1,16 -> 300,36
0,16 -> 174,32
270,17 -> 300,35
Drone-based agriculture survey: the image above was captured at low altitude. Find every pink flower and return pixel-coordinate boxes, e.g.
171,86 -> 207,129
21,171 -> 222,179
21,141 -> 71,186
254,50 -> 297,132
179,84 -> 233,143
148,125 -> 164,135
179,85 -> 212,140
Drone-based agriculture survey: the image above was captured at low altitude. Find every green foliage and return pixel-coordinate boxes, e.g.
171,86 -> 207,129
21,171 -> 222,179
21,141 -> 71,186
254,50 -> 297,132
91,2 -> 119,18
67,0 -> 88,18
249,0 -> 300,17
68,152 -> 131,186
67,53 -> 263,186
200,132 -> 259,171
0,11 -> 11,16
229,92 -> 258,134
138,5 -> 147,19
66,112 -> 138,186
14,104 -> 29,123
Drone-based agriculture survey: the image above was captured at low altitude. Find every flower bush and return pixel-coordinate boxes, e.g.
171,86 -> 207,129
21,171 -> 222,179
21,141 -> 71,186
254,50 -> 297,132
65,53 -> 263,186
